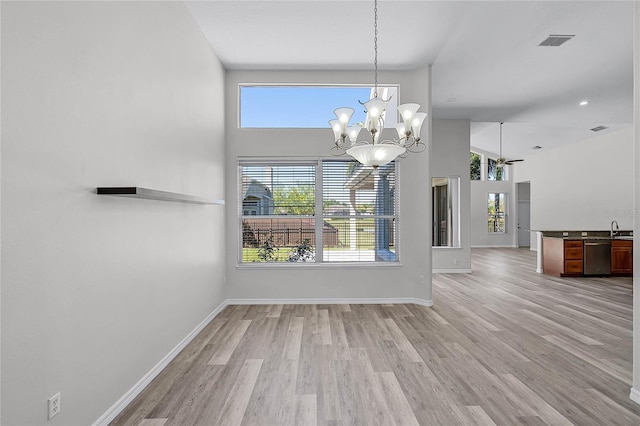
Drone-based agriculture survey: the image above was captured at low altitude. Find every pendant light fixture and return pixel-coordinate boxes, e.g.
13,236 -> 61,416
329,0 -> 427,169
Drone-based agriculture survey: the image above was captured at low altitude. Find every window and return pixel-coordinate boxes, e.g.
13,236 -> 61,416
239,85 -> 398,128
239,159 -> 398,264
488,193 -> 507,233
470,152 -> 481,181
487,158 -> 507,181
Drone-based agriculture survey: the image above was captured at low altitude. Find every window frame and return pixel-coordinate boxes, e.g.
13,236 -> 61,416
237,157 -> 401,268
487,192 -> 508,234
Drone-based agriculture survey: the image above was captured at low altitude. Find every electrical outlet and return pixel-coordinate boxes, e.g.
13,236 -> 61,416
419,275 -> 425,284
562,232 -> 569,237
453,259 -> 459,265
48,392 -> 61,420
582,231 -> 588,237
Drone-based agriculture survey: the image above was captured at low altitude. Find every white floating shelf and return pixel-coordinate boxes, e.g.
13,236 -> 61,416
97,187 -> 224,205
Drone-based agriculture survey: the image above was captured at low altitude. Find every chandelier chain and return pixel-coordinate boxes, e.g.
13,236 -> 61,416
373,0 -> 378,98
328,0 -> 426,167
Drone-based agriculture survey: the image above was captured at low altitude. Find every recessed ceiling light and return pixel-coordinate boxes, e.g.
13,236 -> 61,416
579,100 -> 590,106
591,125 -> 608,132
531,145 -> 543,150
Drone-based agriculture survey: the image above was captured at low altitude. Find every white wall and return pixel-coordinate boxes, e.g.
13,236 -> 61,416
224,69 -> 432,303
431,119 -> 472,271
1,2 -> 226,424
513,127 -> 634,234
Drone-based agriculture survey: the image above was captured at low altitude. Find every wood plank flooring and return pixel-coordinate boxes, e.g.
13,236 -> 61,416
112,248 -> 640,425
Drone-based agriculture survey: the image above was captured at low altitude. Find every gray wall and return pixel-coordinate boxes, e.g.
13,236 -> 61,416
431,119 -> 472,271
224,69 -> 432,303
1,2 -> 227,424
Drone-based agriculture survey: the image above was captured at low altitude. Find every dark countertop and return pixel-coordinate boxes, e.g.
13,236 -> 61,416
541,230 -> 632,241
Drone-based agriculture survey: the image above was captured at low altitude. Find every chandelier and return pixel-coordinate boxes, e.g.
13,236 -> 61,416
329,0 -> 427,169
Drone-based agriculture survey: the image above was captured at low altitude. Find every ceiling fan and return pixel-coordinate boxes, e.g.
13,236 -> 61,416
496,122 -> 524,167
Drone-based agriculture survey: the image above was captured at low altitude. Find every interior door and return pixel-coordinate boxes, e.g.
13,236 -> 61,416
516,182 -> 531,247
517,200 -> 531,247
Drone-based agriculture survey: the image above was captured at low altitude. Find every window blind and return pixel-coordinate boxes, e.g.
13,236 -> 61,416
240,163 -> 316,263
238,159 -> 398,264
322,160 -> 397,262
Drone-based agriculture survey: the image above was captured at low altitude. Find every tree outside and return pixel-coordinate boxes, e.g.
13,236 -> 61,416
470,152 -> 481,180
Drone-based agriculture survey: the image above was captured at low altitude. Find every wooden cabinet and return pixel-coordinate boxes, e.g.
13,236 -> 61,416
543,238 -> 583,277
611,240 -> 633,276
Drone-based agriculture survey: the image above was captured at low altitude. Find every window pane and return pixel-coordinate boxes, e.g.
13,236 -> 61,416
323,161 -> 395,216
487,159 -> 506,181
322,160 -> 397,262
240,164 -> 315,216
470,152 -> 481,180
488,192 -> 506,233
242,218 -> 316,263
322,218 -> 396,262
239,85 -> 398,128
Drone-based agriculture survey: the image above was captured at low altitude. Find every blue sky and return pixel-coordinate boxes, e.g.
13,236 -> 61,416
240,86 -> 370,128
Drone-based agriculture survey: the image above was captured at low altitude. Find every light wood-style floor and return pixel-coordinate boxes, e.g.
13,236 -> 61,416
112,248 -> 640,425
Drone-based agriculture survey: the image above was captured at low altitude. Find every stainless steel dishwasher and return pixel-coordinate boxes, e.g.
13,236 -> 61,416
583,240 -> 611,275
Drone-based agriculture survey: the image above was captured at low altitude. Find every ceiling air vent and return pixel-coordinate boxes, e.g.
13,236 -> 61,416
531,145 -> 542,150
539,34 -> 574,47
590,125 -> 608,132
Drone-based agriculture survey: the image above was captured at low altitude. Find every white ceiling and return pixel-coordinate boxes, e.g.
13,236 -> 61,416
185,0 -> 634,161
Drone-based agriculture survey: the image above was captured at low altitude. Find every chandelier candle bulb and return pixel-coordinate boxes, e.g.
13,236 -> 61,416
329,119 -> 342,142
398,103 -> 420,129
334,107 -> 355,135
347,126 -> 362,143
412,112 -> 428,140
363,98 -> 389,132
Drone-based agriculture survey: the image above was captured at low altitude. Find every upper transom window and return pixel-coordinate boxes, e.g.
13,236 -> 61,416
239,85 -> 399,128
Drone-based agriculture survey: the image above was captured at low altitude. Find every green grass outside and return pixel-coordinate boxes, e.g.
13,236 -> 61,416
324,217 -> 376,249
242,217 -> 388,262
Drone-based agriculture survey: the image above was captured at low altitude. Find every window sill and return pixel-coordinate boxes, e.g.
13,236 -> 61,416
236,262 -> 402,270
432,246 -> 463,250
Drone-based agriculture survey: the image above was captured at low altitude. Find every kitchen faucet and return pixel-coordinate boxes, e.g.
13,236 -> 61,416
611,220 -> 619,238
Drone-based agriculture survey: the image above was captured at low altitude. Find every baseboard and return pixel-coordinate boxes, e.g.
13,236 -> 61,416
471,245 -> 518,248
92,300 -> 229,426
93,296 -> 434,424
226,297 -> 434,307
631,387 -> 640,405
432,268 -> 472,274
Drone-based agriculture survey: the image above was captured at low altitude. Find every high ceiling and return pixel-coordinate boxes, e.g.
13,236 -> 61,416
185,0 -> 634,161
